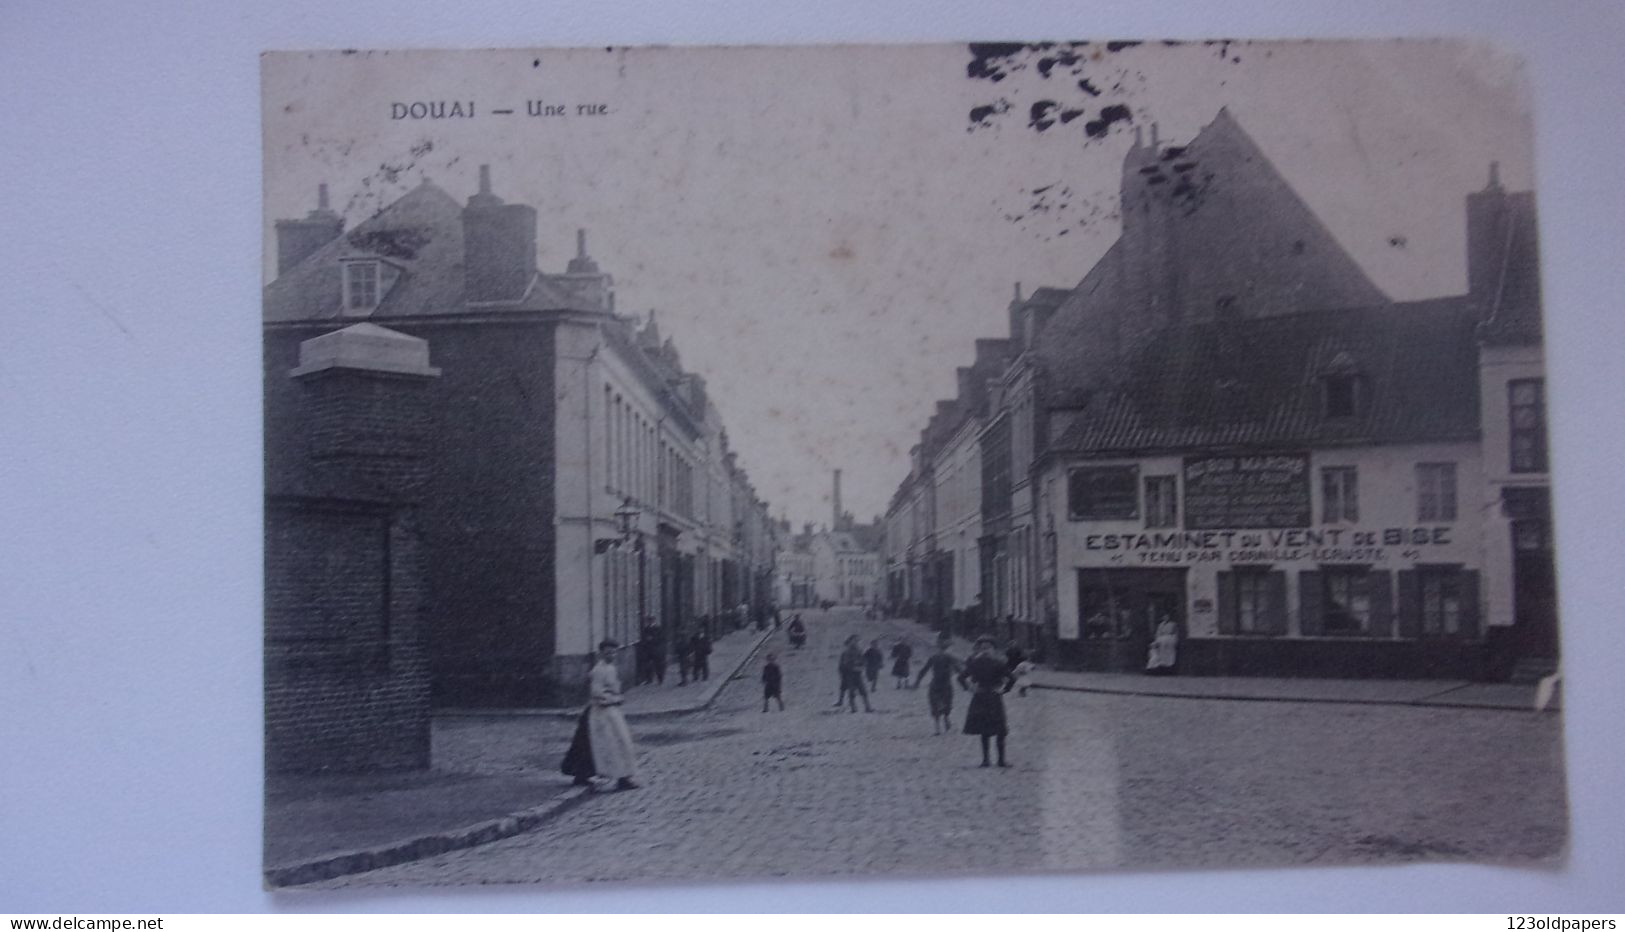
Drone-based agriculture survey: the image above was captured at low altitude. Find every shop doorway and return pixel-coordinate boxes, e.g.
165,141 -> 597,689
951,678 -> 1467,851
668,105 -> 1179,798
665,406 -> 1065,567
1075,568 -> 1187,671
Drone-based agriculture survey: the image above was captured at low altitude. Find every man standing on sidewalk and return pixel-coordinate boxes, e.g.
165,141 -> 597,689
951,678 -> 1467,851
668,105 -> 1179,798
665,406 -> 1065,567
690,628 -> 712,682
587,639 -> 640,792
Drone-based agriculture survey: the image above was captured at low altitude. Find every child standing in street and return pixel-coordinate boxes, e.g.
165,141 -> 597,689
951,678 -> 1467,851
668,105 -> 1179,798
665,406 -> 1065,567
762,653 -> 785,712
863,639 -> 885,692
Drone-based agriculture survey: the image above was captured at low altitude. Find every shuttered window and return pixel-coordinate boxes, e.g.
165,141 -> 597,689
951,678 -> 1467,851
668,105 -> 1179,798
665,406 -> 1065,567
1313,567 -> 1392,637
1217,569 -> 1286,635
1398,567 -> 1480,638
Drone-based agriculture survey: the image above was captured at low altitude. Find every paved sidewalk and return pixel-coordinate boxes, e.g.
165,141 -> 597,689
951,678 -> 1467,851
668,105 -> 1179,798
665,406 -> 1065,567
1030,667 -> 1558,711
265,624 -> 774,886
437,624 -> 776,720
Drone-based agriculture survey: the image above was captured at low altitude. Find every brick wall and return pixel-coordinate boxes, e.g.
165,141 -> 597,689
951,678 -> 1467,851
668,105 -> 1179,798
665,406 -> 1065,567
266,318 -> 560,709
265,501 -> 430,772
263,324 -> 438,773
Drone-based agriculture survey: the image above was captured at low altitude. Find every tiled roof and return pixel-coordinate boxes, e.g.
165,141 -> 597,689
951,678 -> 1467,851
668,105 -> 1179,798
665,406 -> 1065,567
1047,297 -> 1482,456
264,180 -> 592,323
1035,108 -> 1390,409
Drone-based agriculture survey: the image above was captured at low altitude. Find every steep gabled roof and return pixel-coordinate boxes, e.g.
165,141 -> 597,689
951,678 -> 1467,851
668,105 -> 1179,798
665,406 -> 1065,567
1035,108 -> 1390,408
1047,297 -> 1481,456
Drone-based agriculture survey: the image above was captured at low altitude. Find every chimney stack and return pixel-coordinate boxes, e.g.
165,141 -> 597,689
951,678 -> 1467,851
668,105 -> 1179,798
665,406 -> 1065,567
567,227 -> 601,275
275,183 -> 345,276
462,164 -> 537,303
1008,283 -> 1027,347
1466,160 -> 1512,309
290,322 -> 442,499
833,469 -> 843,530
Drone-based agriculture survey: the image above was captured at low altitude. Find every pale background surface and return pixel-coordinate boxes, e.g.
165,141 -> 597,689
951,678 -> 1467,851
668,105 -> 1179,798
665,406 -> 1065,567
2,0 -> 1622,913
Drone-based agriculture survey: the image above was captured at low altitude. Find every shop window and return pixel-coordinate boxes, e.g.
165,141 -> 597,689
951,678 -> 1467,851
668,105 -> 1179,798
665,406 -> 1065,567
1416,462 -> 1458,522
1144,475 -> 1178,528
1509,379 -> 1548,473
1323,567 -> 1372,633
1398,567 -> 1479,639
1321,466 -> 1359,523
1217,568 -> 1285,635
1078,583 -> 1131,640
1420,570 -> 1463,635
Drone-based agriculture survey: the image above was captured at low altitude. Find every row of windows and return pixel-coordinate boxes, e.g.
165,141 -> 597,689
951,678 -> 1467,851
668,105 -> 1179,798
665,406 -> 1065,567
1068,463 -> 1461,526
838,557 -> 878,576
1077,566 -> 1479,640
601,548 -> 651,648
1216,566 -> 1478,638
1509,378 -> 1547,474
604,385 -> 696,520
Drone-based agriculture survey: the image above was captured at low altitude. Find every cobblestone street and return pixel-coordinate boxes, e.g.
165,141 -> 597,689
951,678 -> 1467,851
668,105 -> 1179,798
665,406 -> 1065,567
323,609 -> 1568,888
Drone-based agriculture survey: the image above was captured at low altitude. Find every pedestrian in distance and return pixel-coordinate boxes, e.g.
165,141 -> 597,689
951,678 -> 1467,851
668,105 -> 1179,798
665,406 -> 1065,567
837,634 -> 874,713
1011,658 -> 1035,697
675,631 -> 693,686
959,635 -> 1015,767
587,639 -> 640,791
690,629 -> 712,682
634,627 -> 651,686
762,652 -> 785,712
1004,639 -> 1028,679
863,639 -> 885,692
890,638 -> 914,689
913,633 -> 962,735
646,619 -> 667,685
787,614 -> 807,650
1003,639 -> 1031,696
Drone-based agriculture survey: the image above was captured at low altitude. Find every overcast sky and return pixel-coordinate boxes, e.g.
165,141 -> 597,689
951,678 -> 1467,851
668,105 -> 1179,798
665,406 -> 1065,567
263,41 -> 1533,528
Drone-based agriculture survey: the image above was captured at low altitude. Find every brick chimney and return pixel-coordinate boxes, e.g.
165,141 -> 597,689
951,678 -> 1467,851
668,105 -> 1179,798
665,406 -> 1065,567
275,183 -> 344,276
462,165 -> 538,304
1466,161 -> 1510,312
1008,282 -> 1025,347
956,366 -> 976,402
290,322 -> 442,500
833,469 -> 843,530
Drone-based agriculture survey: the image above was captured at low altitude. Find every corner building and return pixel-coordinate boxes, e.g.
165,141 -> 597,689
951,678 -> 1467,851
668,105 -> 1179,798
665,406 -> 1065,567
265,168 -> 777,707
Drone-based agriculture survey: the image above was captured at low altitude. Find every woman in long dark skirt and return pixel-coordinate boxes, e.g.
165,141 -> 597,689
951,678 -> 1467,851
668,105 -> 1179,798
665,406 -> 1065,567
559,706 -> 596,786
913,634 -> 960,734
958,635 -> 1016,767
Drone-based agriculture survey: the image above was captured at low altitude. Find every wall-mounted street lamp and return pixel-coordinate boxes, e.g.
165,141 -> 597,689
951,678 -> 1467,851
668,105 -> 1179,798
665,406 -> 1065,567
596,497 -> 643,554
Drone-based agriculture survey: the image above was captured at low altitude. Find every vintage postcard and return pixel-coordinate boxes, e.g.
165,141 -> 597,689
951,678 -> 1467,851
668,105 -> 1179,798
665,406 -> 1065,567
261,41 -> 1566,888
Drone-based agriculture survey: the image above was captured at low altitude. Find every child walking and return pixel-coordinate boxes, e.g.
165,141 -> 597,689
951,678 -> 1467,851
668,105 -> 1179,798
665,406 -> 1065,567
863,639 -> 885,692
913,634 -> 961,735
762,653 -> 785,712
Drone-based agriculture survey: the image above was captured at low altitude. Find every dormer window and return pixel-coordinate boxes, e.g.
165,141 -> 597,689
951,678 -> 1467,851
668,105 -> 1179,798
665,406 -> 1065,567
344,260 -> 380,314
1318,351 -> 1365,420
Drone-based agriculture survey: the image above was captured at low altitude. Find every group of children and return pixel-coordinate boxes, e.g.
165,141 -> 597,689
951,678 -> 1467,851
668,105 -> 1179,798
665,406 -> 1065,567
758,624 -> 1036,767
